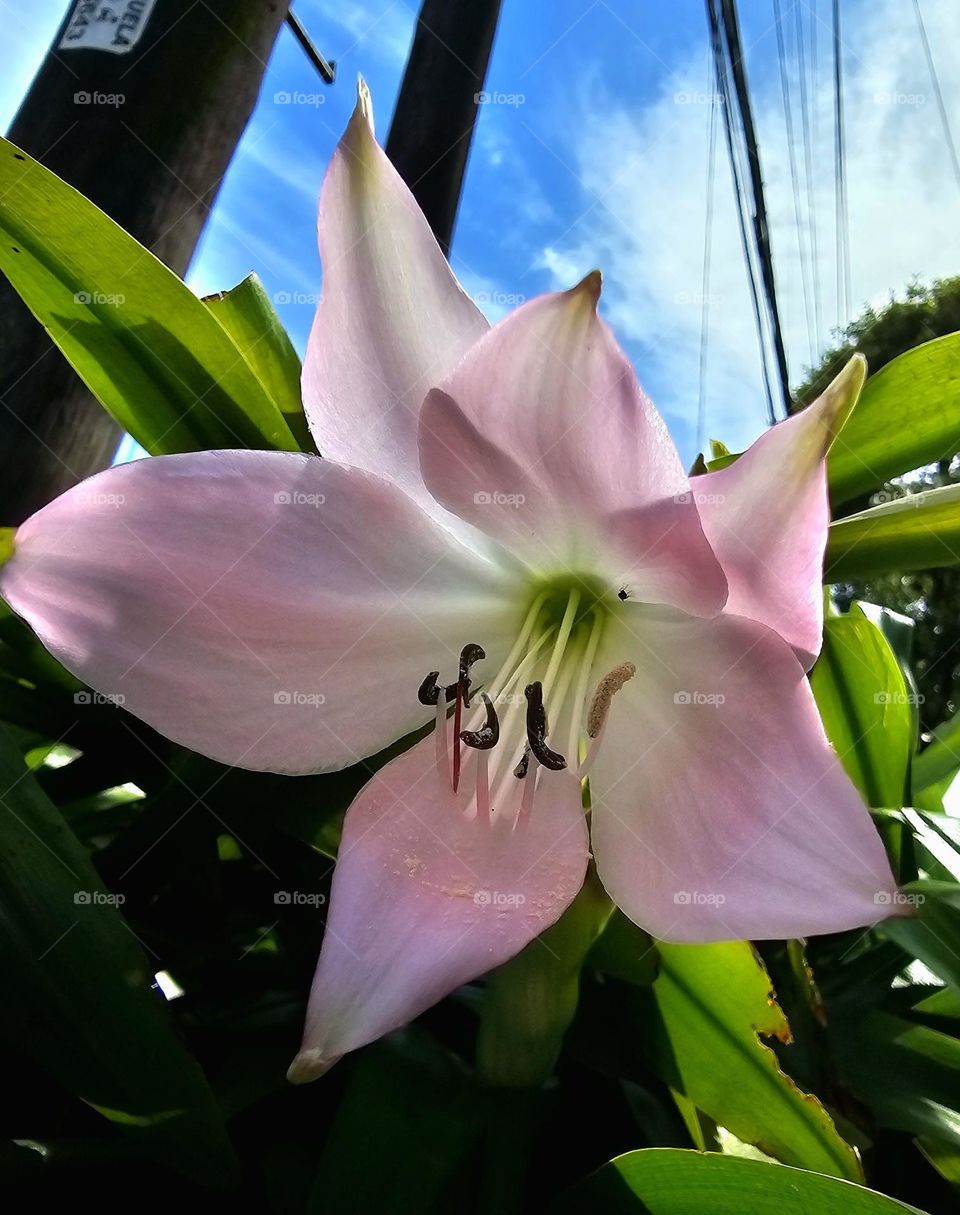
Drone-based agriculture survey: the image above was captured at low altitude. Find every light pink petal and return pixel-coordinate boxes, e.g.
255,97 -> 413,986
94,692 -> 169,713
695,356 -> 867,668
289,731 -> 589,1079
301,82 -> 488,514
418,276 -> 727,616
0,452 -> 520,774
589,607 -> 901,941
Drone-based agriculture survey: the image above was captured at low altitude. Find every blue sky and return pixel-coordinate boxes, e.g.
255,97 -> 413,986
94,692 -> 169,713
3,0 -> 960,463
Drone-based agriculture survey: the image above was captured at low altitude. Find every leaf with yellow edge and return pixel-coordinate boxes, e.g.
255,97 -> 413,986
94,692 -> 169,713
647,941 -> 862,1181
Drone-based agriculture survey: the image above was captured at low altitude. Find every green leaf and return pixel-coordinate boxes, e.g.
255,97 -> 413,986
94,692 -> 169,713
587,909 -> 660,986
830,1009 -> 960,1147
0,139 -> 299,455
308,1031 -> 485,1213
476,870 -> 614,1087
917,1136 -> 960,1192
0,725 -> 237,1184
646,942 -> 862,1181
828,333 -> 960,505
825,485 -> 960,580
202,274 -> 315,452
809,605 -> 913,806
881,879 -> 960,990
556,1149 -> 927,1214
914,707 -> 960,797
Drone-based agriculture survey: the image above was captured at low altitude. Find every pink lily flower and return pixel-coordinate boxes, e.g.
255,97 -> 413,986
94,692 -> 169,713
0,85 -> 899,1083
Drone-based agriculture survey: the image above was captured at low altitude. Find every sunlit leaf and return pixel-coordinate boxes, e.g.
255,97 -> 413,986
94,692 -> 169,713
825,485 -> 960,580
557,1148 -> 925,1213
829,333 -> 960,505
810,605 -> 913,806
0,139 -> 299,455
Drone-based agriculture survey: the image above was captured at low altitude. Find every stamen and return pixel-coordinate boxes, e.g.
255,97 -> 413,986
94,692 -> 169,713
474,747 -> 491,824
587,663 -> 636,739
542,588 -> 581,699
578,662 -> 636,779
460,692 -> 499,750
513,746 -> 530,779
457,643 -> 486,708
453,643 -> 486,793
524,681 -> 566,771
434,694 -> 449,780
515,755 -> 540,830
566,608 -> 606,764
418,672 -> 455,705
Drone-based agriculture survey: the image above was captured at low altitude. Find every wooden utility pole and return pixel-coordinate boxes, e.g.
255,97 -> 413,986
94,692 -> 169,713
0,0 -> 292,522
386,0 -> 503,254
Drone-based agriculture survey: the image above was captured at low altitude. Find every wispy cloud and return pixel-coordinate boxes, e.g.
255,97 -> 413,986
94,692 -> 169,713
533,0 -> 960,457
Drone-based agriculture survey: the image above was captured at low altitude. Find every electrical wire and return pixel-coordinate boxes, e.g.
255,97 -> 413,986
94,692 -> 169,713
832,0 -> 851,328
697,56 -> 720,453
913,0 -> 960,194
773,0 -> 816,365
796,0 -> 824,354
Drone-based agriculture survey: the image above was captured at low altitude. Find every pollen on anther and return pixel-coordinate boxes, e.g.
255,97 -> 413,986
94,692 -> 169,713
587,663 -> 636,738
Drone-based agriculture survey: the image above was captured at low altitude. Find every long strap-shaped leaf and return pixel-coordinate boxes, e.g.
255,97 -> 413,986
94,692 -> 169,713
0,139 -> 300,457
826,484 -> 960,580
0,725 -> 237,1184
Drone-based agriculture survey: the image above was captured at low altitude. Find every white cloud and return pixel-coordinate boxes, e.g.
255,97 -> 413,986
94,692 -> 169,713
309,0 -> 414,68
534,0 -> 960,457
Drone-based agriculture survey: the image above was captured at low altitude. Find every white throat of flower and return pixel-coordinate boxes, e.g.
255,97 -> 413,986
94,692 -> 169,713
419,586 -> 634,829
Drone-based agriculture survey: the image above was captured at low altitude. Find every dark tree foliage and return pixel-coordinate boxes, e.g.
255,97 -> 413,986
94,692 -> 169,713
796,277 -> 960,736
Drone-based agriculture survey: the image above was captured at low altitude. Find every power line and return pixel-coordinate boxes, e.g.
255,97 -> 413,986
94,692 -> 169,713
913,0 -> 960,194
773,0 -> 816,365
832,0 -> 851,328
697,57 -> 720,453
795,0 -> 824,357
709,0 -> 791,422
706,0 -> 779,425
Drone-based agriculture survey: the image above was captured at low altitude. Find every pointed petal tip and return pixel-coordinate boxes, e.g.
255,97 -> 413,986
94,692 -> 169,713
570,269 -> 602,306
815,352 -> 867,452
286,1047 -> 339,1085
352,75 -> 374,133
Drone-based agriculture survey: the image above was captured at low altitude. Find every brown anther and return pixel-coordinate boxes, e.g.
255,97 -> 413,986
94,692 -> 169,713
524,682 -> 566,771
460,692 -> 500,750
587,663 -> 636,738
